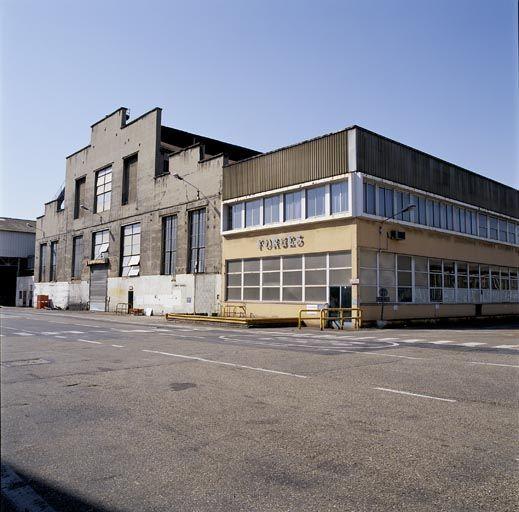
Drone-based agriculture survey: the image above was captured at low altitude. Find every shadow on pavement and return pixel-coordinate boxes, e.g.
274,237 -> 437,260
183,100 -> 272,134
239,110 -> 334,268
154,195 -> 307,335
1,460 -> 117,512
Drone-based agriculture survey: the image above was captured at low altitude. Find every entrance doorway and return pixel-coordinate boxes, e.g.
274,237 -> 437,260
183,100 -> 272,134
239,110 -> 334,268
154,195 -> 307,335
328,286 -> 352,329
90,264 -> 108,311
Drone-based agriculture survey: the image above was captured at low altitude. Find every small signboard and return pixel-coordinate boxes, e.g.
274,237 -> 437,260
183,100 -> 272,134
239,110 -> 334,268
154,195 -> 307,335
350,278 -> 360,285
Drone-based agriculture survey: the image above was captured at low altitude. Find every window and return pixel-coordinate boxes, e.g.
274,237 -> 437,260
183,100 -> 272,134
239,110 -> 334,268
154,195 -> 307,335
229,203 -> 243,230
378,187 -> 394,218
443,260 -> 455,288
363,182 -> 376,214
92,230 -> 109,259
426,200 -> 434,227
282,255 -> 302,301
453,206 -> 460,231
440,203 -> 447,229
498,220 -> 507,242
72,236 -> 83,278
74,177 -> 86,219
226,260 -> 243,300
188,209 -> 206,273
122,155 -> 137,205
39,244 -> 47,281
470,211 -> 478,235
262,257 -> 281,301
429,259 -> 443,302
331,181 -> 348,213
306,186 -> 326,218
459,209 -> 466,233
243,259 -> 260,300
432,202 -> 440,228
478,214 -> 488,238
469,264 -> 480,290
121,223 -> 141,277
508,223 -> 516,245
245,199 -> 261,227
95,167 -> 112,213
284,190 -> 303,221
446,204 -> 453,230
397,255 -> 412,302
418,196 -> 427,225
162,216 -> 177,275
49,241 -> 58,281
395,191 -> 411,221
489,217 -> 498,240
263,195 -> 280,225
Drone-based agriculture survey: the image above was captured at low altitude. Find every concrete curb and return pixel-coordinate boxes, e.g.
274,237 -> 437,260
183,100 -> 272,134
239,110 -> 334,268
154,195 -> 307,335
1,464 -> 56,512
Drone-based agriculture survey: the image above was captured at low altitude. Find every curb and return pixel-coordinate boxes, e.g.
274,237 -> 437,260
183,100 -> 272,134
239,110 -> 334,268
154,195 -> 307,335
1,464 -> 56,512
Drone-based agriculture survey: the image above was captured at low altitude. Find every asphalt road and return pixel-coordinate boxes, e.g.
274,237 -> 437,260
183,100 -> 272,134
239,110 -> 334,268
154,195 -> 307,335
1,307 -> 518,512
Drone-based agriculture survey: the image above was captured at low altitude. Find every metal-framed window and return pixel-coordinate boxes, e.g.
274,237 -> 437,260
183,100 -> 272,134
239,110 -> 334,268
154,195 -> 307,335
39,243 -> 47,281
50,241 -> 58,281
331,181 -> 348,214
72,235 -> 83,278
306,185 -> 326,218
121,223 -> 141,277
94,167 -> 112,213
284,190 -> 303,221
92,230 -> 110,259
188,209 -> 206,273
162,215 -> 177,275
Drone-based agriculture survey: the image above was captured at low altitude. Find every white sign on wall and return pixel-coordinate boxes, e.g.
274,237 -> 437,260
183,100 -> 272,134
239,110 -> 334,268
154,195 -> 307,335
257,234 -> 304,251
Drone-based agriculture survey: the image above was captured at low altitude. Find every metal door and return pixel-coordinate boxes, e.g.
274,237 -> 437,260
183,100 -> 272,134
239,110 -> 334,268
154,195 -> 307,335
89,265 -> 108,311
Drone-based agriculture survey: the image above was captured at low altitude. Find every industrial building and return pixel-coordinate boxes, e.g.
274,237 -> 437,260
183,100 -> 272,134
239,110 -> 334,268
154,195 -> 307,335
221,126 -> 519,323
0,218 -> 35,307
34,107 -> 258,314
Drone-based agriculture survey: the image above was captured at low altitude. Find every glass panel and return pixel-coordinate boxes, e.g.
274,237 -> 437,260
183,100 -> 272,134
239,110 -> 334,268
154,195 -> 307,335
283,271 -> 302,285
329,269 -> 351,285
306,186 -> 326,217
360,286 -> 377,303
227,260 -> 241,273
398,272 -> 412,286
415,272 -> 428,287
305,270 -> 326,285
284,190 -> 303,221
243,273 -> 260,286
398,288 -> 413,302
262,272 -> 280,286
478,214 -> 488,238
379,253 -> 395,270
243,288 -> 260,300
245,199 -> 261,227
282,287 -> 302,301
305,287 -> 327,302
243,259 -> 260,271
227,274 -> 241,287
363,182 -> 376,214
359,250 -> 377,268
230,203 -> 243,229
397,255 -> 412,270
262,257 -> 280,271
360,268 -> 377,285
263,196 -> 280,225
262,288 -> 280,301
305,253 -> 326,269
329,252 -> 351,268
227,288 -> 242,300
380,270 -> 396,286
331,181 -> 348,213
283,255 -> 302,270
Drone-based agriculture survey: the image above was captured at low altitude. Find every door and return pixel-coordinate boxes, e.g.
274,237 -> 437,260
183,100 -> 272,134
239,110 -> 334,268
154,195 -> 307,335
328,286 -> 352,328
90,265 -> 108,311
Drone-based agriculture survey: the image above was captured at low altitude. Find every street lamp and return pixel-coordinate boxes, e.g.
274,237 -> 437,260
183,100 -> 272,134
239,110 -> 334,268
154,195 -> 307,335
172,173 -> 220,218
377,204 -> 416,326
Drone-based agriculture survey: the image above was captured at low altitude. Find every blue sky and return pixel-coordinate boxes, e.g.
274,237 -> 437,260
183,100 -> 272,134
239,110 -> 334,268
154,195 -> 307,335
1,0 -> 517,219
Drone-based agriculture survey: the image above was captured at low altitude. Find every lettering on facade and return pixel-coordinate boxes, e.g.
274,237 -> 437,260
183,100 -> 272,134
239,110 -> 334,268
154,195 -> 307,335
257,234 -> 304,251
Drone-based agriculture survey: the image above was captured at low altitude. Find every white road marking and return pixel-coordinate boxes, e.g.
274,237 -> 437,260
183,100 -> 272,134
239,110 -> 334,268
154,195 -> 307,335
374,387 -> 456,402
430,340 -> 456,345
54,336 -> 67,339
397,339 -> 425,343
378,337 -> 398,341
91,330 -> 109,333
41,332 -> 60,335
458,342 -> 486,347
63,331 -> 84,334
494,345 -> 519,349
469,362 -> 519,368
114,329 -> 154,333
141,349 -> 307,378
78,339 -> 102,345
111,344 -> 124,348
13,332 -> 34,336
3,326 -> 20,330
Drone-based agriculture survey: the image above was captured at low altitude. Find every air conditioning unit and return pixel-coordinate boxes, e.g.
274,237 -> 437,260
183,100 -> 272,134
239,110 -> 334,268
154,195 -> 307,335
388,230 -> 406,240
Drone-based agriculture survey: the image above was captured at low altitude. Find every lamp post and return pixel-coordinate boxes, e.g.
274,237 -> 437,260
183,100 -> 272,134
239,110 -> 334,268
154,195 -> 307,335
377,204 -> 416,326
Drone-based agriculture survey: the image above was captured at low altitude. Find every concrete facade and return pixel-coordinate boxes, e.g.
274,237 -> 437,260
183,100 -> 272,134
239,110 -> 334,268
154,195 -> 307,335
34,108 -> 258,314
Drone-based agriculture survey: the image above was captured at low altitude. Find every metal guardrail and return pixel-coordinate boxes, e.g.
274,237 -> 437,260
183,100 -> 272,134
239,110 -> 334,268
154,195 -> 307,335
219,304 -> 247,318
298,307 -> 362,330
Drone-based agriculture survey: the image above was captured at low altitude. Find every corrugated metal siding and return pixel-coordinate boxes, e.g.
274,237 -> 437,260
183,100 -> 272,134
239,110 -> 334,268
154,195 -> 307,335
223,130 -> 349,200
0,232 -> 36,258
356,128 -> 519,218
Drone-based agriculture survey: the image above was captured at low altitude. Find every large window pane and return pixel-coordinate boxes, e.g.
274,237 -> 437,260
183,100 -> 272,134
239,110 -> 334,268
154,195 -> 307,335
363,182 -> 376,214
95,167 -> 112,213
283,287 -> 302,301
329,252 -> 351,268
245,199 -> 261,227
229,203 -> 243,229
162,215 -> 177,275
331,181 -> 348,213
263,196 -> 280,225
72,236 -> 83,278
305,287 -> 327,302
188,209 -> 206,273
306,186 -> 326,217
284,191 -> 303,221
121,223 -> 141,277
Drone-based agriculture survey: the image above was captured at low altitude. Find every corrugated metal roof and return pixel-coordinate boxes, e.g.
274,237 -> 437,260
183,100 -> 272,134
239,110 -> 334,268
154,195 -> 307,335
0,217 -> 36,233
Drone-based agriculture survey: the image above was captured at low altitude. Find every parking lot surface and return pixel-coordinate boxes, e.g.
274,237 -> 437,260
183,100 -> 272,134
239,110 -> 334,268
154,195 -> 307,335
1,308 -> 518,511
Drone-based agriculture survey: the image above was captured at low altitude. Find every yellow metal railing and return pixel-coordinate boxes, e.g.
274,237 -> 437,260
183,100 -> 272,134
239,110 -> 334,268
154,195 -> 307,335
297,308 -> 321,328
320,308 -> 362,330
219,304 -> 247,318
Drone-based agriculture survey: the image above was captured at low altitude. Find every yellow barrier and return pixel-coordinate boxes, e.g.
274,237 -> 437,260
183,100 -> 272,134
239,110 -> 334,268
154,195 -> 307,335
220,304 -> 247,318
297,309 -> 321,329
319,308 -> 362,330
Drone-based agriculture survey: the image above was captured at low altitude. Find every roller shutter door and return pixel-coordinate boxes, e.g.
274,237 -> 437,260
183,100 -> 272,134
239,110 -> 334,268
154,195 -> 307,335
89,265 -> 108,311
